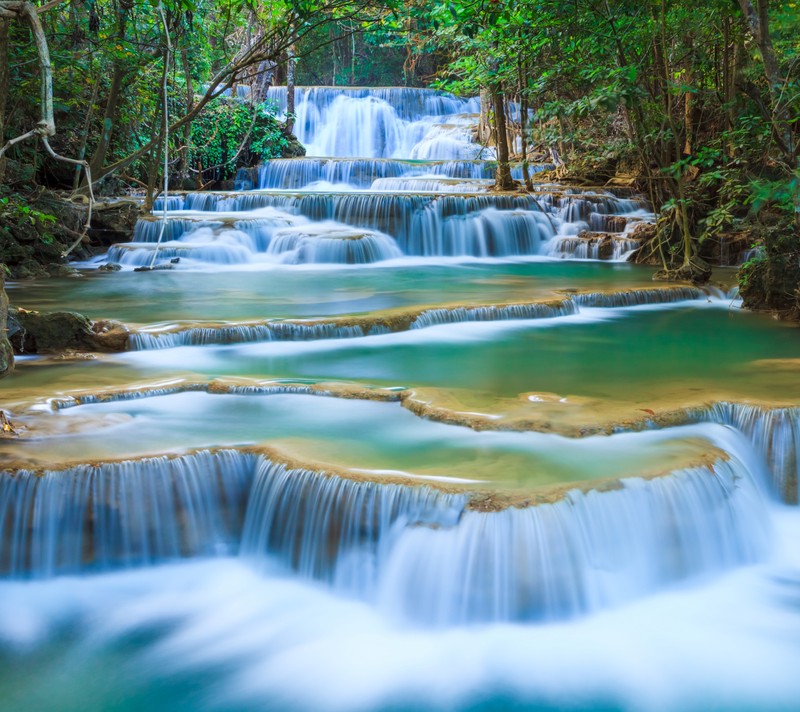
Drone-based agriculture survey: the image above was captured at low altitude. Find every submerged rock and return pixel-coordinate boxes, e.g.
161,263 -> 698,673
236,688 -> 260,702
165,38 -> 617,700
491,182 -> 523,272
46,263 -> 83,278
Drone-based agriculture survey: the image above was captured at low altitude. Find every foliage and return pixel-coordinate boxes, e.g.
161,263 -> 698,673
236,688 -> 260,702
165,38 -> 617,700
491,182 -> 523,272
0,195 -> 57,246
188,100 -> 289,182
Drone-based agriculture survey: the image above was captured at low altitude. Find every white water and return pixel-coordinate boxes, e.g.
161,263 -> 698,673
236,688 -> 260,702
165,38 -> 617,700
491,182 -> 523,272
90,86 -> 650,267
19,84 -> 795,710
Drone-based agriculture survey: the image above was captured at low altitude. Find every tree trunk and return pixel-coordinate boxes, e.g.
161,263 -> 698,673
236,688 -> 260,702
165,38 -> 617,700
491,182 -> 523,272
286,45 -> 296,134
738,0 -> 796,167
180,48 -> 193,185
491,84 -> 515,190
478,88 -> 491,144
0,18 -> 8,183
86,7 -> 129,180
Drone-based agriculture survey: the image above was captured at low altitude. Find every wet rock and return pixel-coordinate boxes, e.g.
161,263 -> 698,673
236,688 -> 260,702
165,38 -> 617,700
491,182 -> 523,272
98,262 -> 122,272
88,199 -> 143,246
8,308 -> 129,354
133,264 -> 173,272
14,259 -> 49,280
629,223 -> 659,265
91,319 -> 131,351
46,263 -> 83,278
653,256 -> 712,285
0,275 -> 14,379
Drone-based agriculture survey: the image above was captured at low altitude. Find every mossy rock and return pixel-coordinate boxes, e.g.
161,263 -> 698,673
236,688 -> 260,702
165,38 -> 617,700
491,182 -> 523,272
8,308 -> 129,354
0,275 -> 14,379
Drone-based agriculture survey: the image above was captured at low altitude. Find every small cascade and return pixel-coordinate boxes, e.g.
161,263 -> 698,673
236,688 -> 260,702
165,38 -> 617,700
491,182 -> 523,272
240,459 -> 468,596
431,208 -> 555,257
250,158 -> 552,191
407,120 -> 494,161
266,86 -> 481,160
132,217 -> 218,243
547,234 -> 641,261
238,448 -> 768,624
378,457 -> 767,625
126,286 -> 715,350
266,86 -> 480,123
107,231 -> 258,266
152,196 -> 186,212
694,403 -> 800,502
0,450 -> 256,577
411,300 -> 576,329
130,321 -> 389,350
572,286 -> 705,307
370,176 -> 490,193
267,223 -> 403,264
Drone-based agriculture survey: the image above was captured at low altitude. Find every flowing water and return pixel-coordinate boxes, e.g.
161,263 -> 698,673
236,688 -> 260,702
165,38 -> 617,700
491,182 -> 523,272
2,86 -> 800,711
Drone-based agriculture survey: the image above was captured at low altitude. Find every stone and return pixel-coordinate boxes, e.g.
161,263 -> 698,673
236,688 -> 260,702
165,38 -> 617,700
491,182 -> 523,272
88,199 -> 143,246
7,308 -> 129,354
0,275 -> 14,379
46,263 -> 83,278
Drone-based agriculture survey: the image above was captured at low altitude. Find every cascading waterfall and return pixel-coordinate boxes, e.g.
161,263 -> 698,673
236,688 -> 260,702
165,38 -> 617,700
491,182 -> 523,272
378,458 -> 767,625
266,223 -> 403,264
265,86 -> 481,159
240,459 -> 468,597
572,286 -> 706,307
237,441 -> 768,624
130,321 -> 390,349
547,235 -> 641,260
126,287 -> 716,350
410,300 -> 577,329
95,85 -> 654,269
247,158 -> 552,191
693,403 -> 800,502
0,450 -> 256,577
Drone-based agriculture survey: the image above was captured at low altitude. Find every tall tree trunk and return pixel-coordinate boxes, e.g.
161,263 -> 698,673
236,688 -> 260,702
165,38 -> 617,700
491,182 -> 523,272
478,88 -> 491,144
738,0 -> 796,167
285,45 -> 296,134
180,47 -> 193,185
86,5 -> 130,180
0,18 -> 8,183
491,83 -> 515,191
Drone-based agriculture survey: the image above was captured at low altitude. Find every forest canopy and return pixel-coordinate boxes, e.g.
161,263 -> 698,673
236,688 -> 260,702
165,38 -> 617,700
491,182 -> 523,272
0,0 -> 797,294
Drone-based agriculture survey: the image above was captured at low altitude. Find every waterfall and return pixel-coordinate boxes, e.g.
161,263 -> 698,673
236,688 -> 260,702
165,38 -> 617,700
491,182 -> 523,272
572,287 -> 706,307
240,459 -> 468,597
377,457 -> 767,625
266,224 -> 403,264
126,288 -> 717,351
130,321 -> 389,350
262,87 -> 481,159
547,235 -> 641,261
410,300 -> 577,329
0,450 -> 256,577
693,403 -> 800,502
238,446 -> 767,624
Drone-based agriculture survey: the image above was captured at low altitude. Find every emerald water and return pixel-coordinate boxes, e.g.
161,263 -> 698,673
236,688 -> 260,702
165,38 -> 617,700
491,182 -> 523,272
8,260 -> 665,323
2,86 -> 799,711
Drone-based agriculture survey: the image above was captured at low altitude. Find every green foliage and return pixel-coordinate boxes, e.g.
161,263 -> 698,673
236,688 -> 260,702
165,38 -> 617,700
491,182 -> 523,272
188,101 -> 288,181
0,196 -> 57,246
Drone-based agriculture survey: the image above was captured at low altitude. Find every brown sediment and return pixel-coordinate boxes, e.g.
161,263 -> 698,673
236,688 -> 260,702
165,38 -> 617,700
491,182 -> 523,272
465,446 -> 726,511
751,358 -> 800,371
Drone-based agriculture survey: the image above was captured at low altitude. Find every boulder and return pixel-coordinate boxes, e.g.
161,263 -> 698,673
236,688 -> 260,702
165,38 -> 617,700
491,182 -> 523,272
0,275 -> 14,379
8,308 -> 129,354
